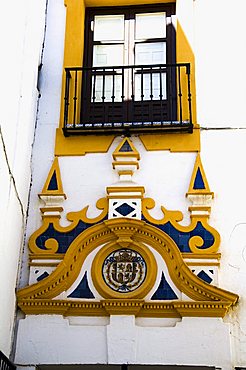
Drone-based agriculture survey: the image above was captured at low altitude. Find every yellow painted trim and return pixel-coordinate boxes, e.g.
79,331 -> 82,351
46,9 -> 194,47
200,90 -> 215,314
113,138 -> 140,160
18,219 -> 238,306
176,19 -> 197,129
118,170 -> 134,176
40,207 -> 64,213
139,127 -> 200,152
29,262 -> 59,267
29,254 -> 65,261
187,153 -> 214,196
18,298 -> 107,316
39,158 -> 66,197
66,197 -> 108,224
91,240 -> 157,299
173,301 -> 231,318
107,186 -> 145,195
182,253 -> 221,260
187,262 -> 220,267
142,198 -> 183,224
112,161 -> 139,169
17,298 -> 233,318
188,206 -> 211,212
55,129 -> 116,156
142,197 -> 220,254
108,195 -> 143,199
56,1 -> 200,155
85,0 -> 175,7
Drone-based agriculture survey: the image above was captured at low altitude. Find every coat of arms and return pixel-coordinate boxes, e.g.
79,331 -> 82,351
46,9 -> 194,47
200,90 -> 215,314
102,248 -> 146,292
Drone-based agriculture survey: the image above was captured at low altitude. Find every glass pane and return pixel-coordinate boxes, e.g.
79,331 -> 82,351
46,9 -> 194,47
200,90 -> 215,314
135,42 -> 166,65
135,12 -> 166,40
93,74 -> 122,102
135,72 -> 166,101
94,15 -> 125,41
93,45 -> 124,67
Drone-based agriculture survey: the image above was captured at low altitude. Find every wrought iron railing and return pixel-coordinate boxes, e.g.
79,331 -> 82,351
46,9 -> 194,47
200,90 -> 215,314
63,63 -> 193,135
0,351 -> 16,370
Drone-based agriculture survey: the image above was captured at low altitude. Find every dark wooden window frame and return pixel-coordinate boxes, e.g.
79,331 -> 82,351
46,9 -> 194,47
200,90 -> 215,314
81,3 -> 177,127
83,3 -> 176,69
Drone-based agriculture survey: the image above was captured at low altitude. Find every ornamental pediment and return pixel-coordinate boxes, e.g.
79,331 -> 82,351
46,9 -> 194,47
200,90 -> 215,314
17,138 -> 238,318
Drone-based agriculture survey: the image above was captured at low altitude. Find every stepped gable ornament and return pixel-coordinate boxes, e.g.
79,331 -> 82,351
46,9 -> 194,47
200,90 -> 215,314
17,140 -> 239,318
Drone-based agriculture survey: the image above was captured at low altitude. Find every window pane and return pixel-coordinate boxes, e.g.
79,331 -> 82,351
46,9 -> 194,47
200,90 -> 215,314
93,45 -> 124,67
135,72 -> 166,101
93,74 -> 122,102
135,42 -> 166,65
94,15 -> 125,41
135,12 -> 166,40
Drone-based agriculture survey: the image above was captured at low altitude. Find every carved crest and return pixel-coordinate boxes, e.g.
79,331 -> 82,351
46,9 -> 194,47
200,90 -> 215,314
102,248 -> 146,292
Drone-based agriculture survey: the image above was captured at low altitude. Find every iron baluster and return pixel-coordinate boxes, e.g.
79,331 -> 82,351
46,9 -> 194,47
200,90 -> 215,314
168,65 -> 173,124
131,66 -> 135,123
150,66 -> 153,124
64,69 -> 71,129
159,65 -> 163,124
102,68 -> 106,124
111,68 -> 115,124
141,67 -> 144,124
186,63 -> 192,126
178,65 -> 183,124
73,70 -> 78,128
92,69 -> 96,124
121,67 -> 125,124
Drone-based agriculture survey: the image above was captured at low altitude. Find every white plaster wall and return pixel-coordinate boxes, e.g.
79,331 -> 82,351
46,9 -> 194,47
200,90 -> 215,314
0,0 -> 46,356
194,0 -> 246,128
20,0 -> 66,288
15,315 -> 232,369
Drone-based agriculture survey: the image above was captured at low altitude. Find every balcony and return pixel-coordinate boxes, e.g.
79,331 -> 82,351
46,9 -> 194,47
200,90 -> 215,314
62,63 -> 193,136
0,351 -> 16,370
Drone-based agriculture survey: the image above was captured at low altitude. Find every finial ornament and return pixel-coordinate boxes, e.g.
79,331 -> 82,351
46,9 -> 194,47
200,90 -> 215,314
187,154 -> 214,218
39,157 -> 66,218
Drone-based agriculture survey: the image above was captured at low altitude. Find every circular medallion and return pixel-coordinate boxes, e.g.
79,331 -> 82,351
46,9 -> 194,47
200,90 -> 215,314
102,248 -> 147,293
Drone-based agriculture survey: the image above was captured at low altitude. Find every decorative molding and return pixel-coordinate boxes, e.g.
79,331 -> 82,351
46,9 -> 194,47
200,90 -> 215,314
112,137 -> 140,161
142,197 -> 221,254
187,154 -> 214,197
18,298 -> 232,318
28,198 -> 108,255
18,219 -> 238,317
39,158 -> 66,198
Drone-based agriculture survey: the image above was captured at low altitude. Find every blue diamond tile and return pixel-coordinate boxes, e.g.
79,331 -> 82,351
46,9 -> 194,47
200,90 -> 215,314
115,203 -> 135,216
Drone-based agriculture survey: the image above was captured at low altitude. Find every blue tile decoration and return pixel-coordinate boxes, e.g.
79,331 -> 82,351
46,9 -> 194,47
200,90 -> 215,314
193,167 -> 205,190
143,218 -> 214,253
197,270 -> 212,284
151,272 -> 178,300
36,271 -> 49,282
36,217 -> 107,254
119,141 -> 133,152
115,203 -> 135,216
47,172 -> 58,191
68,271 -> 95,298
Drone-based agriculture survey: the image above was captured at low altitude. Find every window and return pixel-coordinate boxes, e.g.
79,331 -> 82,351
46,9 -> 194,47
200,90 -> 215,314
82,4 -> 177,128
62,3 -> 193,135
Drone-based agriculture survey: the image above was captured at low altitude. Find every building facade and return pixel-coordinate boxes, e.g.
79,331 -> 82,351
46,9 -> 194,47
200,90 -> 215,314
1,0 -> 246,369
